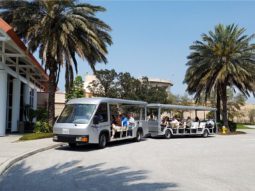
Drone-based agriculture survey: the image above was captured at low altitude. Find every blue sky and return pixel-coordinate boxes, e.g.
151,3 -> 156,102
37,1 -> 255,103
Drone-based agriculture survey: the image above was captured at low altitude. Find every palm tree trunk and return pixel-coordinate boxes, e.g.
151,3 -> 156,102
65,63 -> 74,95
216,88 -> 221,122
221,84 -> 228,128
48,63 -> 57,127
65,65 -> 70,95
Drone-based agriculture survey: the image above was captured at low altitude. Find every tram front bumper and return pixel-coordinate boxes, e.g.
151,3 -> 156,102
53,134 -> 89,143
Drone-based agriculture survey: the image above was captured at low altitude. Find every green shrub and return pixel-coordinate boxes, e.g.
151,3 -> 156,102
228,121 -> 237,132
36,108 -> 48,121
24,104 -> 37,128
33,121 -> 52,133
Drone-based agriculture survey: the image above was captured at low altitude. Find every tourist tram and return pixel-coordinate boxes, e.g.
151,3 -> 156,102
53,97 -> 148,148
53,97 -> 217,148
147,104 -> 217,138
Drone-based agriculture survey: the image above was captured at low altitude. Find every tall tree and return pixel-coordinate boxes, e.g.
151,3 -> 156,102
117,72 -> 141,100
184,24 -> 255,128
88,69 -> 170,103
0,0 -> 112,126
176,94 -> 193,106
88,69 -> 118,98
65,75 -> 84,101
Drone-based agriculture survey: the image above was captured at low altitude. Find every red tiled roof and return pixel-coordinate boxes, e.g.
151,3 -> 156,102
0,18 -> 48,88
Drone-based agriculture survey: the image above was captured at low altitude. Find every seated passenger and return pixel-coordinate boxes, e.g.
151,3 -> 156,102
179,118 -> 186,128
195,116 -> 200,122
120,114 -> 128,128
127,113 -> 135,136
148,113 -> 157,120
111,115 -> 122,139
170,116 -> 179,128
127,113 -> 135,126
164,116 -> 171,127
186,116 -> 192,129
111,115 -> 115,125
160,116 -> 167,127
206,118 -> 215,128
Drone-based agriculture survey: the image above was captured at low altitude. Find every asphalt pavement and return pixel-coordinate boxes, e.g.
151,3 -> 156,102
1,130 -> 255,191
0,136 -> 61,175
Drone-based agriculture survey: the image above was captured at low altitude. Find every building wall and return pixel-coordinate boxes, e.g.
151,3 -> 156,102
37,92 -> 66,117
83,74 -> 98,97
55,103 -> 65,117
0,19 -> 48,136
146,78 -> 173,92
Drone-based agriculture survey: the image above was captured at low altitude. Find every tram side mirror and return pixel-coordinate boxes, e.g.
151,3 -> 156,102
93,116 -> 99,125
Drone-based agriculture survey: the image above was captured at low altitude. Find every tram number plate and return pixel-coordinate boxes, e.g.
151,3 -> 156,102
62,129 -> 69,135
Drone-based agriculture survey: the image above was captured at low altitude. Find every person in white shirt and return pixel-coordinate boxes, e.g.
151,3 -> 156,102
206,118 -> 215,128
127,113 -> 135,136
170,116 -> 180,128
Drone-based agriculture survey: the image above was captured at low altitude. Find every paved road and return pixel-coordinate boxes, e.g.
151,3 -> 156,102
0,136 -> 59,171
1,130 -> 255,191
245,125 -> 255,129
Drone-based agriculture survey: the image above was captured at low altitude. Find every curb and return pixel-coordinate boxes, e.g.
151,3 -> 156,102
0,143 -> 63,176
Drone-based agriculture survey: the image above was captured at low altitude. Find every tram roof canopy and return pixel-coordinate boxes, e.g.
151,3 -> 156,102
147,104 -> 217,111
68,97 -> 148,106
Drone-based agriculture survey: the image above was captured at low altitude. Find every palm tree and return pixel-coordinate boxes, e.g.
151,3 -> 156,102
184,24 -> 255,128
0,0 -> 112,126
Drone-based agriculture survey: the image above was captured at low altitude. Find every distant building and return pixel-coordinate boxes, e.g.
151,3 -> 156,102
37,91 -> 66,117
140,77 -> 173,92
83,74 -> 98,98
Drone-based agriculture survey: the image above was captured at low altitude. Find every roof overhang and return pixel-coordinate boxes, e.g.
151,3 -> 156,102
0,18 -> 48,90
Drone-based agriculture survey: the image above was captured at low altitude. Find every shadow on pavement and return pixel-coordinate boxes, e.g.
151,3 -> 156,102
150,135 -> 215,140
56,138 -> 147,152
0,161 -> 178,191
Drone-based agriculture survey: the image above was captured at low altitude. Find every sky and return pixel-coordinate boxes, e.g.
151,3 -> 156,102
35,0 -> 255,103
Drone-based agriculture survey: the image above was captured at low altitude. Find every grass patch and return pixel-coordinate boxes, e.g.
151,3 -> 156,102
19,133 -> 53,141
236,124 -> 253,129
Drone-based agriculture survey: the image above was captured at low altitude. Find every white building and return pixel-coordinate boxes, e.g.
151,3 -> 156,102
37,91 -> 66,117
142,77 -> 173,92
0,19 -> 48,136
83,74 -> 98,97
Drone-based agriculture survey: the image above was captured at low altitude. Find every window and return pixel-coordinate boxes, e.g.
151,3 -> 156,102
147,108 -> 159,120
30,89 -> 34,107
57,104 -> 96,124
95,103 -> 108,123
109,104 -> 145,121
